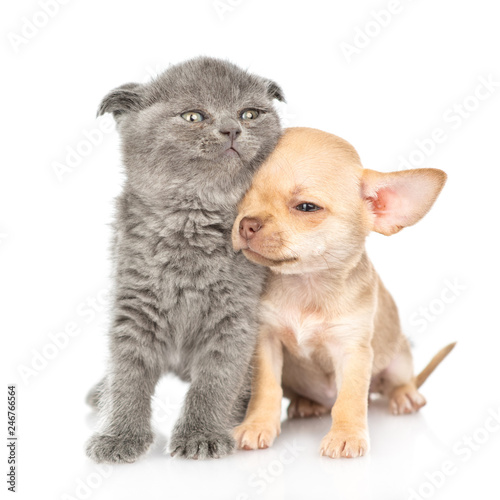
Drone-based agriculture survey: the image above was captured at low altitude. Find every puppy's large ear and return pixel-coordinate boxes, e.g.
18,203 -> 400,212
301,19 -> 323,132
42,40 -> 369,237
361,168 -> 447,236
265,79 -> 286,102
97,82 -> 143,120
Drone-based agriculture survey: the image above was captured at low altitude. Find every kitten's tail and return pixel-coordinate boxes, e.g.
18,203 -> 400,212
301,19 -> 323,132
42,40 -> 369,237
416,342 -> 456,388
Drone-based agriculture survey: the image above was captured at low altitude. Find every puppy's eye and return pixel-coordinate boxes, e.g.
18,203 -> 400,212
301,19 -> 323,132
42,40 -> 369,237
181,111 -> 205,122
295,203 -> 322,212
240,109 -> 260,120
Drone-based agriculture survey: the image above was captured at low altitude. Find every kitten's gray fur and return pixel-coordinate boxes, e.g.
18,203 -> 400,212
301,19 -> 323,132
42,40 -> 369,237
85,57 -> 284,463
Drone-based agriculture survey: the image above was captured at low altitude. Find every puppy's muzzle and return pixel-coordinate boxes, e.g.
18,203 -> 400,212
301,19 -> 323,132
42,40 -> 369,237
239,217 -> 262,241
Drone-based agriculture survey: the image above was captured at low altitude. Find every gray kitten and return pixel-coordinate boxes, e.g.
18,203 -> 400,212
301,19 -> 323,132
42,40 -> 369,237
85,57 -> 284,462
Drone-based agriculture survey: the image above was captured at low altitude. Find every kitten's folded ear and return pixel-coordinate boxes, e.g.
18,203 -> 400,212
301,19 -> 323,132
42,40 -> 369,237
265,79 -> 286,102
97,82 -> 143,120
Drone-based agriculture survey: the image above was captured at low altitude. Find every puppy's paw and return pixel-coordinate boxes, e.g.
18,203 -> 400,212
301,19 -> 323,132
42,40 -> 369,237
320,427 -> 369,459
169,430 -> 235,459
389,385 -> 426,415
86,431 -> 153,463
287,396 -> 330,419
233,420 -> 281,450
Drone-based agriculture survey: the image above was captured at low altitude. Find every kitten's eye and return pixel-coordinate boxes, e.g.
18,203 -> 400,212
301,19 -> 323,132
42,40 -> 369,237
240,109 -> 260,120
295,203 -> 322,212
181,111 -> 205,122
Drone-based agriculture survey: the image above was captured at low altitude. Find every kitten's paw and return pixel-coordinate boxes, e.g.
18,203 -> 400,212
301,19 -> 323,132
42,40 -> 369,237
287,396 -> 330,419
86,432 -> 153,463
233,420 -> 280,450
85,378 -> 106,409
169,431 -> 235,459
320,427 -> 369,459
389,384 -> 426,415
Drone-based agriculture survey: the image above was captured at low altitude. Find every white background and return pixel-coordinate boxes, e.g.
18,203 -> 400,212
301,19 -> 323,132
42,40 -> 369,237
2,0 -> 500,499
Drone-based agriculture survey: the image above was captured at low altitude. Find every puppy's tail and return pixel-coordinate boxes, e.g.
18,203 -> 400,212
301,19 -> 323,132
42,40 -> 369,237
415,342 -> 456,389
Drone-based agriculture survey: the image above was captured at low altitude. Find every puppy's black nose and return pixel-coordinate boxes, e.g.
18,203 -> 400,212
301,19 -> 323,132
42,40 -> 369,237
239,217 -> 262,240
219,127 -> 241,141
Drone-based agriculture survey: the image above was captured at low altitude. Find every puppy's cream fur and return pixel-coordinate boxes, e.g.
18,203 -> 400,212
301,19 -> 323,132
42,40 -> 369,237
232,127 -> 454,458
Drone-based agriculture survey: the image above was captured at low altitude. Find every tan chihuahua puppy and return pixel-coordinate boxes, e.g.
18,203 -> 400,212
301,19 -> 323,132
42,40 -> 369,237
232,127 -> 454,459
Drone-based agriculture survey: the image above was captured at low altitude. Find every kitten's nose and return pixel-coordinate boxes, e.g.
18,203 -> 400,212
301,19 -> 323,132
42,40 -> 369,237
239,217 -> 262,240
219,127 -> 241,141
